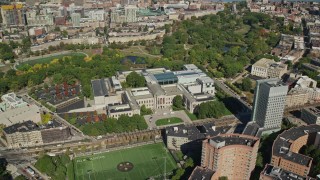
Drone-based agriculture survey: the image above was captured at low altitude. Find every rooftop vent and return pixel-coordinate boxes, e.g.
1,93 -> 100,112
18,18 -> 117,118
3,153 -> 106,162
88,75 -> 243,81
183,130 -> 187,134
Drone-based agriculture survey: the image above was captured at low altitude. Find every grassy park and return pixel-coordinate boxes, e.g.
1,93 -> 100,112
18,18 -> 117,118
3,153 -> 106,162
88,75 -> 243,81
72,143 -> 177,180
155,117 -> 183,126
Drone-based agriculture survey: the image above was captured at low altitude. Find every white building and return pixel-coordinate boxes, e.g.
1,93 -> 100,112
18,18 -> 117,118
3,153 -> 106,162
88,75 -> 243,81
251,58 -> 287,78
293,76 -> 320,102
89,10 -> 105,21
26,10 -> 54,26
251,79 -> 288,130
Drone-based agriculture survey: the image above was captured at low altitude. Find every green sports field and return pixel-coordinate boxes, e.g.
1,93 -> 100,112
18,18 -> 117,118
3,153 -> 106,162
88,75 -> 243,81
72,143 -> 177,180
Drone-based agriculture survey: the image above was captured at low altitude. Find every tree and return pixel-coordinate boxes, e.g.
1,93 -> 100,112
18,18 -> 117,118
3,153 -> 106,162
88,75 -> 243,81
0,43 -> 14,61
184,157 -> 194,168
62,30 -> 68,38
194,101 -> 230,119
82,84 -> 91,98
171,168 -> 185,180
240,77 -> 252,91
5,69 -> 16,78
140,105 -> 152,116
21,37 -> 32,53
126,72 -> 145,88
0,158 -> 11,180
173,95 -> 183,109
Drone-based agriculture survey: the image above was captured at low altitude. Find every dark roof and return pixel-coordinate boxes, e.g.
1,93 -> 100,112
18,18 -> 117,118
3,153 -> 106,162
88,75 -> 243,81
154,72 -> 178,82
91,79 -> 108,97
189,166 -> 215,180
243,122 -> 260,136
272,125 -> 320,166
166,122 -> 231,141
261,164 -> 311,180
210,134 -> 258,147
279,124 -> 320,141
3,120 -> 63,134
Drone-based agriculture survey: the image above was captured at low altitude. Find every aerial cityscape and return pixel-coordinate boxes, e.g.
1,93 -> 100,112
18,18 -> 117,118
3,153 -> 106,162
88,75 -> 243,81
0,0 -> 319,179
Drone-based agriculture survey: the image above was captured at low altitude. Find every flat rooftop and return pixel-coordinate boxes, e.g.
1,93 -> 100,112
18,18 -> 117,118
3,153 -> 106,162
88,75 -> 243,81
0,105 -> 41,126
303,107 -> 320,116
3,120 -> 63,134
273,125 -> 320,166
210,134 -> 258,147
261,164 -> 310,180
253,58 -> 275,68
162,85 -> 183,96
166,123 -> 231,141
189,166 -> 214,180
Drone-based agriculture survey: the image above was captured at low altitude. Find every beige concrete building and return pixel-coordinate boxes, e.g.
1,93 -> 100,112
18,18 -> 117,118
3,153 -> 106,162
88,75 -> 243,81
201,134 -> 260,180
3,120 -> 71,148
286,89 -> 309,108
291,76 -> 320,103
251,58 -> 287,78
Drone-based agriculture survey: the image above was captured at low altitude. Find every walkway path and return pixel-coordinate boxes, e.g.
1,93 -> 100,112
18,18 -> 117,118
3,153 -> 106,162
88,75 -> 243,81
144,108 -> 192,129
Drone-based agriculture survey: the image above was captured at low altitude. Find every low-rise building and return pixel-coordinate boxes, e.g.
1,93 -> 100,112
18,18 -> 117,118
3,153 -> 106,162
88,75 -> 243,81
286,89 -> 309,108
271,125 -> 320,177
1,93 -> 27,109
301,107 -> 320,125
291,76 -> 320,103
260,164 -> 313,180
251,58 -> 287,78
3,120 -> 71,148
166,123 -> 231,152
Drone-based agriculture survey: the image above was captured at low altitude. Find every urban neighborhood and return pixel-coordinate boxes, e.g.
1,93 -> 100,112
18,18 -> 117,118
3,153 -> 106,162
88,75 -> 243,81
0,0 -> 320,179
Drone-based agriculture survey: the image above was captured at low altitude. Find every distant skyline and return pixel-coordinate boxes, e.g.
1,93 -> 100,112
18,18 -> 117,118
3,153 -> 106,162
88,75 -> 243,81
211,0 -> 320,2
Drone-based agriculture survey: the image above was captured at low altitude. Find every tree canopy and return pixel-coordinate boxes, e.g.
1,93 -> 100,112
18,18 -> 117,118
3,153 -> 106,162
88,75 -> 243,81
194,101 -> 231,119
35,154 -> 71,180
126,72 -> 146,88
172,95 -> 184,110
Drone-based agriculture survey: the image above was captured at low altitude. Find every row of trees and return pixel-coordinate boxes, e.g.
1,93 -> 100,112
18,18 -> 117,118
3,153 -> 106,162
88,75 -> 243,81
300,145 -> 320,177
79,114 -> 148,136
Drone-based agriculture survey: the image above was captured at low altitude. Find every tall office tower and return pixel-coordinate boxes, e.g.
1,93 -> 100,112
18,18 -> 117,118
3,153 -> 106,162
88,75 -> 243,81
125,5 -> 137,23
201,134 -> 260,180
1,4 -> 26,26
251,78 -> 288,130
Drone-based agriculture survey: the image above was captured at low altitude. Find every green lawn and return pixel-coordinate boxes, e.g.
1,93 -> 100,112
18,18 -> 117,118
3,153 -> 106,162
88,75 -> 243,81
184,110 -> 198,121
155,117 -> 183,126
73,143 -> 177,180
67,161 -> 75,180
17,52 -> 86,68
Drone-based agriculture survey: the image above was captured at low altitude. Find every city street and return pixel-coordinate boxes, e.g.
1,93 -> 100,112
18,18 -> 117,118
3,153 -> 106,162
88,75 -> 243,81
214,79 -> 252,110
144,108 -> 192,129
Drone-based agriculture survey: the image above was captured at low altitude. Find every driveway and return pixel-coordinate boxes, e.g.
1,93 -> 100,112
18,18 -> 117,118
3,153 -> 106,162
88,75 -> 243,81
144,108 -> 192,129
